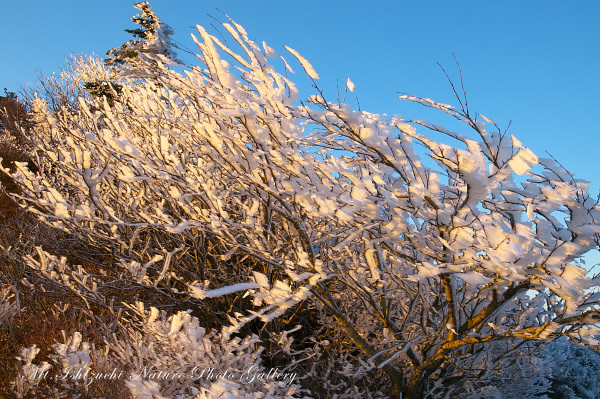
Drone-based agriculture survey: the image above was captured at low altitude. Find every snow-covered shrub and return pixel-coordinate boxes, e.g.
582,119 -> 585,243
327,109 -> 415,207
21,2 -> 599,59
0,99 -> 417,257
13,331 -> 108,399
51,331 -> 94,394
4,2 -> 600,397
444,340 -> 600,399
0,284 -> 19,327
13,344 -> 52,399
109,302 -> 302,398
544,342 -> 600,398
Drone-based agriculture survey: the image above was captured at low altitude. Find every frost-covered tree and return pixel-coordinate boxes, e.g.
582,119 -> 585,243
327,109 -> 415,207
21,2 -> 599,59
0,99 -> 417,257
86,1 -> 179,102
105,1 -> 178,69
5,3 -> 600,398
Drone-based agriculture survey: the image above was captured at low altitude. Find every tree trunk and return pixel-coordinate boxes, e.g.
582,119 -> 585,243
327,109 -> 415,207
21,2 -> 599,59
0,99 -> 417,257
403,376 -> 426,399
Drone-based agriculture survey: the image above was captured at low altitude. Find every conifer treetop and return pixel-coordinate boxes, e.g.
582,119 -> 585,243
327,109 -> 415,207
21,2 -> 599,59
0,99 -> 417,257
105,2 -> 179,69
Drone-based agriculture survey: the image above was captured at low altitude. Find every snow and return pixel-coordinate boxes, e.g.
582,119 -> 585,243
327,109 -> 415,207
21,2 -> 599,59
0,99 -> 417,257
346,77 -> 355,92
280,55 -> 295,74
284,46 -> 320,79
508,146 -> 538,175
458,271 -> 491,286
189,282 -> 261,300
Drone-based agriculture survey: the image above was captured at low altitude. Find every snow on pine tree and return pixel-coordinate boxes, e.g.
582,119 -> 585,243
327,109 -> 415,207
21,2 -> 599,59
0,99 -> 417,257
5,3 -> 600,398
105,1 -> 179,69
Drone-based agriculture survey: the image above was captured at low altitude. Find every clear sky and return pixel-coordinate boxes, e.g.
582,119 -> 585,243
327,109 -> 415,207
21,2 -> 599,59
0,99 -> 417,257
2,1 -> 599,194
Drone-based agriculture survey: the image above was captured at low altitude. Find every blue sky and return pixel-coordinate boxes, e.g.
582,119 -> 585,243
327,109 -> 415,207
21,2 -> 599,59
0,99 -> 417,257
2,1 -> 599,194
